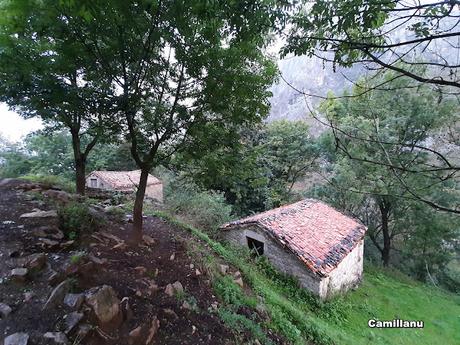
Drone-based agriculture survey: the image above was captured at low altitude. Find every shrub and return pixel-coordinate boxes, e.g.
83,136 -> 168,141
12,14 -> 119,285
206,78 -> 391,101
165,177 -> 233,233
22,174 -> 75,193
58,202 -> 103,239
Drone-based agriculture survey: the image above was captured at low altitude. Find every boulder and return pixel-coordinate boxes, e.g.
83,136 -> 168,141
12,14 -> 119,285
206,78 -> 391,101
4,333 -> 29,345
43,332 -> 68,344
0,303 -> 12,318
11,268 -> 28,283
64,293 -> 85,310
19,210 -> 58,218
43,279 -> 71,310
85,285 -> 121,328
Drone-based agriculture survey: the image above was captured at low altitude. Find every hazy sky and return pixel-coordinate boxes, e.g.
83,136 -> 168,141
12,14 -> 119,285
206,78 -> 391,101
0,103 -> 43,142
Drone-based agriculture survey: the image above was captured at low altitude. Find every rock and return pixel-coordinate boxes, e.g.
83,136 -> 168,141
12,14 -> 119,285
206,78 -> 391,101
189,263 -> 194,269
98,231 -> 123,244
43,332 -> 68,344
40,238 -> 60,249
48,271 -> 65,286
64,312 -> 83,334
128,326 -> 143,345
172,281 -> 184,294
23,253 -> 47,271
219,264 -> 229,275
11,268 -> 28,283
210,301 -> 218,310
234,277 -> 244,288
87,254 -> 107,266
163,308 -> 178,319
31,226 -> 64,240
0,303 -> 12,318
112,242 -> 127,250
233,270 -> 242,278
8,248 -> 20,258
43,279 -> 70,310
134,266 -> 147,275
164,284 -> 174,297
142,235 -> 155,246
43,189 -> 72,203
195,269 -> 201,276
4,332 -> 29,345
169,253 -> 175,261
182,301 -> 191,310
192,325 -> 197,335
20,210 -> 57,218
164,281 -> 184,297
146,317 -> 160,345
128,317 -> 159,345
59,241 -> 75,250
85,285 -> 121,328
76,324 -> 91,341
23,292 -> 35,303
64,293 -> 85,310
120,297 -> 133,321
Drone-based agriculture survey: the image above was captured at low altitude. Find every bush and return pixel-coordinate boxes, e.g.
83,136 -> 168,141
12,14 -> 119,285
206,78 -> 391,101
22,174 -> 75,193
58,202 -> 103,239
165,177 -> 233,233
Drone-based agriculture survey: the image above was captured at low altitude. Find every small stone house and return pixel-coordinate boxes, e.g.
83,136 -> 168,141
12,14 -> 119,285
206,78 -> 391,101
220,199 -> 367,299
86,170 -> 163,202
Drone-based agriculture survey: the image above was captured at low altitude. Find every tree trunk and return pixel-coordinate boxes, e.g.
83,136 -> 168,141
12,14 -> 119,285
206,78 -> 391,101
70,130 -> 86,195
75,157 -> 86,195
131,167 -> 149,244
379,199 -> 391,266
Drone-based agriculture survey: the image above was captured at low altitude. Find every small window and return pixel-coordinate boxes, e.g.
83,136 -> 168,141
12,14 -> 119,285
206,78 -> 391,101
247,236 -> 264,256
90,178 -> 97,188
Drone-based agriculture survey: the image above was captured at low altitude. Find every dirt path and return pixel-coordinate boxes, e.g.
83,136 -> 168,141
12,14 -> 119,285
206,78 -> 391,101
0,178 -> 238,344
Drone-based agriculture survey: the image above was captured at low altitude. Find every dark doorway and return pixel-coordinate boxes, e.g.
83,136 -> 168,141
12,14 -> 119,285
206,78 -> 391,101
247,236 -> 264,256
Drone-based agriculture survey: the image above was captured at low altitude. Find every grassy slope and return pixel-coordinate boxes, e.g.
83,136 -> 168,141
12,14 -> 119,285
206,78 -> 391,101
153,211 -> 460,345
334,267 -> 460,345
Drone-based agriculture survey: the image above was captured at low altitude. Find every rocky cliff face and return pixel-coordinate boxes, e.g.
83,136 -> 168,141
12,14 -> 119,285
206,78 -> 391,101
268,55 -> 364,136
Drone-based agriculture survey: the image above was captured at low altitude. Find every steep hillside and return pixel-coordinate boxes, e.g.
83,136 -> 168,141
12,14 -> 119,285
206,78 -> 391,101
0,178 -> 458,345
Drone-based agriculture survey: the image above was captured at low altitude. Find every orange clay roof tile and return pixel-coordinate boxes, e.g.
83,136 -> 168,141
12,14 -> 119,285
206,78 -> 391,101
88,170 -> 161,190
222,199 -> 366,277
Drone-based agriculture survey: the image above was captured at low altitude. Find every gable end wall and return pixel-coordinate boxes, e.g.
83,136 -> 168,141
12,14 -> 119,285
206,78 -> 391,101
222,225 -> 323,296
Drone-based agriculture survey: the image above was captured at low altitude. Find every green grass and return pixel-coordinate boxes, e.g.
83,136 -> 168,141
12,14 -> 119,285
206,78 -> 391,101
152,210 -> 460,345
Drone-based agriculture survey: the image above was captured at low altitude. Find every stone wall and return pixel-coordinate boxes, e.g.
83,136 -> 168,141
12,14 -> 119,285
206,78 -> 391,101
324,240 -> 363,296
222,225 -> 323,296
221,225 -> 364,299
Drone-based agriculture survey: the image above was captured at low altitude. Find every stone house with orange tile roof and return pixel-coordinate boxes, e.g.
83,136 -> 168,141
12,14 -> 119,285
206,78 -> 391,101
220,199 -> 367,299
86,170 -> 163,202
